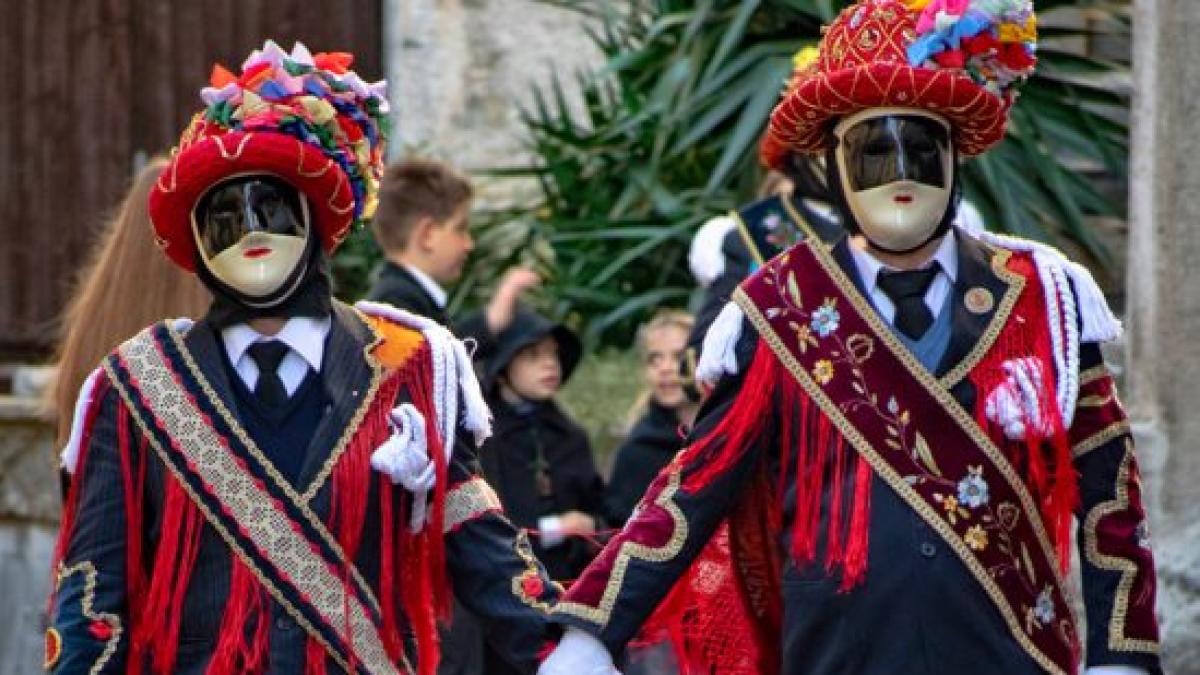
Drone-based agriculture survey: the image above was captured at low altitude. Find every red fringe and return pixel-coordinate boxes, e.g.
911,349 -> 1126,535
969,254 -> 1078,573
206,560 -> 270,674
680,340 -> 781,491
305,636 -> 328,675
49,376 -> 112,599
135,476 -> 204,674
840,456 -> 872,591
323,342 -> 453,675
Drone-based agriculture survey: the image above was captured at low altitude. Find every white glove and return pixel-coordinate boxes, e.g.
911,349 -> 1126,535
984,357 -> 1054,441
1085,667 -> 1150,675
370,404 -> 435,530
538,628 -> 621,675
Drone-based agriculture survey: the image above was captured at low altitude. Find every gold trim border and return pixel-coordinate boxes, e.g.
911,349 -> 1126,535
161,323 -> 383,617
54,561 -> 123,675
551,468 -> 689,627
733,240 -> 1075,675
938,244 -> 1025,389
1072,420 -> 1131,460
106,340 -> 407,675
300,307 -> 387,502
1081,441 -> 1160,654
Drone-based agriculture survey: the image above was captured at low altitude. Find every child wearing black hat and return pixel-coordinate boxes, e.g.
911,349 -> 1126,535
478,309 -> 607,583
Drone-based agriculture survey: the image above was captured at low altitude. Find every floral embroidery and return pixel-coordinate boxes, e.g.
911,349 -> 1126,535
935,493 -> 970,525
1034,586 -> 1056,627
810,301 -> 841,338
957,466 -> 990,508
965,524 -> 989,551
812,359 -> 835,385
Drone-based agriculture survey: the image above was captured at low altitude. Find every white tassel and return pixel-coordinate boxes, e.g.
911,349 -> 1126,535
965,229 -> 1122,343
61,368 -> 105,474
689,215 -> 737,287
696,302 -> 746,386
354,301 -> 494,457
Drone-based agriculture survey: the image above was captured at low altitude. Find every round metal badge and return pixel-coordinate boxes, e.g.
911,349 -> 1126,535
965,287 -> 995,314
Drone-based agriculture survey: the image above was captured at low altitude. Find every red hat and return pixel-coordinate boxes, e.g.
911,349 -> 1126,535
761,0 -> 1037,168
149,40 -> 389,271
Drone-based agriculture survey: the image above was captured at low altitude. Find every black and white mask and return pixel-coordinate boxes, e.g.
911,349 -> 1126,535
833,108 -> 955,253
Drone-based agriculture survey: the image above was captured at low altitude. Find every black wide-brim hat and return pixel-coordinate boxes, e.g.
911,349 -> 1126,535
483,308 -> 582,393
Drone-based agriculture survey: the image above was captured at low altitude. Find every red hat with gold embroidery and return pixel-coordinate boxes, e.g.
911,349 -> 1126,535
761,0 -> 1037,168
148,40 -> 389,271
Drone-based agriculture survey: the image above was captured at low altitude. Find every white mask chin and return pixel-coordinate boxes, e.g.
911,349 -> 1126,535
843,179 -> 951,252
204,231 -> 308,298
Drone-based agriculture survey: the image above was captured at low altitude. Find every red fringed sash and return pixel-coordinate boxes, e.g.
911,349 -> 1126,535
726,241 -> 1080,674
50,319 -> 456,675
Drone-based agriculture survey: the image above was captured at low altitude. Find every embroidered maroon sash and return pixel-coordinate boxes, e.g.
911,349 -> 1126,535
105,323 -> 406,675
734,242 -> 1080,675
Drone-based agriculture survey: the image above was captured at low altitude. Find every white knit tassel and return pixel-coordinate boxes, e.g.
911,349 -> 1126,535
696,302 -> 746,386
689,215 -> 737,287
966,230 -> 1122,343
61,367 -> 105,474
1033,251 -> 1081,427
354,301 -> 494,460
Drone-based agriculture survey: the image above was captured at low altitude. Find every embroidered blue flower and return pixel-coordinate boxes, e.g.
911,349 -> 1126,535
810,304 -> 840,338
1033,586 -> 1055,626
956,468 -> 990,509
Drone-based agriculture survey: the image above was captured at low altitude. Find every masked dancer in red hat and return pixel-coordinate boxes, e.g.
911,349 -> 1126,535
540,2 -> 1160,674
45,40 -> 559,675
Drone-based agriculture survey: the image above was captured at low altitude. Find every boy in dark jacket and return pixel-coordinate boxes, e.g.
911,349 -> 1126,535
479,309 -> 606,582
365,159 -> 539,358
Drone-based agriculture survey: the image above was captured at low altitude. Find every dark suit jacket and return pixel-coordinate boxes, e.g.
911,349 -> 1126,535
49,301 -> 559,674
552,233 -> 1162,675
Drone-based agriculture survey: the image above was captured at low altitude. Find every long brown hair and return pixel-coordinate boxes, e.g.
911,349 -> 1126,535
47,158 -> 210,446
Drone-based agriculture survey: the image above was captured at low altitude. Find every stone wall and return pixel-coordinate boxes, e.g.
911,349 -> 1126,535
384,0 -> 603,204
1127,0 -> 1200,670
0,396 -> 57,673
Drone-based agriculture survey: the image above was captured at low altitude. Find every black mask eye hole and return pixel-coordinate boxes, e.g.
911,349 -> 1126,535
194,176 -> 307,257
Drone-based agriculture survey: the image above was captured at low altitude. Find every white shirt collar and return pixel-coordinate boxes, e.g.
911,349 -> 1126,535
849,228 -> 959,294
221,314 -> 332,373
403,264 -> 448,309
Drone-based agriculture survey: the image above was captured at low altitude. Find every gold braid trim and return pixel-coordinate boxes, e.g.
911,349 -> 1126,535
1072,420 -> 1131,460
938,244 -> 1026,389
1081,440 -> 1160,654
730,209 -> 768,268
105,344 -> 408,675
54,561 -> 123,675
1079,364 -> 1110,387
552,468 -> 689,627
299,308 -> 388,502
511,531 -> 560,613
733,239 -> 1074,675
160,322 -> 384,617
443,478 -> 503,534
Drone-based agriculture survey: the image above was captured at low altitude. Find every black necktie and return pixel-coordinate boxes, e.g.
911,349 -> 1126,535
876,265 -> 940,340
247,341 -> 290,408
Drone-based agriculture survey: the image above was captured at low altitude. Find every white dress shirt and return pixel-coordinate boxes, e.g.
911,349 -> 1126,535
404,264 -> 449,309
848,229 -> 959,326
221,315 -> 332,397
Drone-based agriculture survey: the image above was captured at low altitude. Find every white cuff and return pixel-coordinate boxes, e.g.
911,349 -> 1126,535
538,515 -> 566,547
1085,667 -> 1150,675
538,628 -> 618,675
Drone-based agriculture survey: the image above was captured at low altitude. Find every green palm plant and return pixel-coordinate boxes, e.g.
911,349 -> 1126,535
457,0 -> 1130,348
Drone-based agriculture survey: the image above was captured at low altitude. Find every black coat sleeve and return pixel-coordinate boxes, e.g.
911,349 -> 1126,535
442,431 -> 562,673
